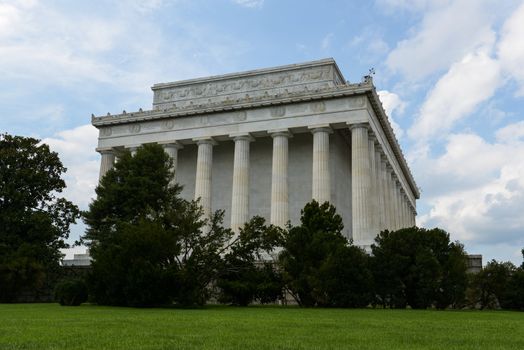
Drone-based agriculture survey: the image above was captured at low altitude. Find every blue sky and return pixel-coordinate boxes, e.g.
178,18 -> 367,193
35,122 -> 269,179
1,0 -> 524,264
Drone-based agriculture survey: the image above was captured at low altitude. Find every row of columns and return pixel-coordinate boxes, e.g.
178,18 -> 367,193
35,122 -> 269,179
97,122 -> 416,242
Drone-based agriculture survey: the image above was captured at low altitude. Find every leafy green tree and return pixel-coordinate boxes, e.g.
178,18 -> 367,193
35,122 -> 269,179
468,250 -> 524,311
0,134 -> 79,302
279,200 -> 372,307
469,259 -> 517,309
82,144 -> 232,307
435,242 -> 469,309
503,268 -> 524,310
315,244 -> 373,307
371,227 -> 468,309
171,209 -> 233,306
217,216 -> 283,306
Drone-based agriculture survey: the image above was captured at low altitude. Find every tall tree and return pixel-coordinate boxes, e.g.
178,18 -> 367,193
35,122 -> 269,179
217,216 -> 284,306
371,227 -> 468,309
0,134 -> 79,302
279,201 -> 372,307
503,250 -> 524,310
469,259 -> 516,309
82,144 -> 233,307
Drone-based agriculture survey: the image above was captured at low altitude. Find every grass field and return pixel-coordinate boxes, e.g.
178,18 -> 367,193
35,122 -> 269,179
1,304 -> 523,349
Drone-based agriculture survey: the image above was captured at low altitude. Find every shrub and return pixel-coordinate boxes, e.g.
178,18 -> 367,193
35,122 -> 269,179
54,278 -> 88,306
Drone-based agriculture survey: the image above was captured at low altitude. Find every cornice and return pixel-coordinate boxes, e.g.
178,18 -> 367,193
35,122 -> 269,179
91,81 -> 372,127
366,87 -> 420,199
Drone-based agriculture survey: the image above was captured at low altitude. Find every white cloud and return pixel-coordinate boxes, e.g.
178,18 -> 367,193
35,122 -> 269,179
377,90 -> 406,138
498,2 -> 524,96
321,33 -> 334,50
232,0 -> 264,8
415,125 -> 524,249
386,0 -> 499,80
496,120 -> 524,142
42,124 -> 100,210
408,50 -> 502,140
0,1 -> 243,95
348,28 -> 390,63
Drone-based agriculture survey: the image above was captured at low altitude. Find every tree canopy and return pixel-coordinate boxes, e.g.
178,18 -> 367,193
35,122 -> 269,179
371,227 -> 468,309
82,144 -> 234,307
279,201 -> 372,307
0,133 -> 79,302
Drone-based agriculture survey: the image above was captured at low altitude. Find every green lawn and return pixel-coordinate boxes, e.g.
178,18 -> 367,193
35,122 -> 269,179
1,304 -> 523,349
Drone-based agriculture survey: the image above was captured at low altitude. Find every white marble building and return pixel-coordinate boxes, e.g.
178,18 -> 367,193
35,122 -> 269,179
92,58 -> 419,247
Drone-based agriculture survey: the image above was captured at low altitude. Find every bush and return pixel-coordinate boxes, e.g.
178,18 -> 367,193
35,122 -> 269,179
279,201 -> 373,307
54,279 -> 88,306
371,227 -> 468,309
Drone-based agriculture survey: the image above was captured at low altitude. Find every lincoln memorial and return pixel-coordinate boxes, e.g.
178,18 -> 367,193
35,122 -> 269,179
91,58 -> 419,248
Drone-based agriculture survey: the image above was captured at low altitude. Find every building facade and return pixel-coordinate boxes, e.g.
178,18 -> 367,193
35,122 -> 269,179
91,58 -> 419,247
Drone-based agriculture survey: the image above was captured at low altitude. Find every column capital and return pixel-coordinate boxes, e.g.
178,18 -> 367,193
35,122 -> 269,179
229,133 -> 255,142
308,124 -> 333,134
96,147 -> 114,155
348,122 -> 369,131
193,137 -> 218,146
368,132 -> 377,143
268,129 -> 292,138
159,140 -> 184,150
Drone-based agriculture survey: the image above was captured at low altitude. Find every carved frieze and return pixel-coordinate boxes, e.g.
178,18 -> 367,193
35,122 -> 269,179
311,101 -> 326,113
161,120 -> 175,130
270,106 -> 286,118
348,96 -> 366,108
129,124 -> 141,134
100,127 -> 112,137
153,65 -> 336,109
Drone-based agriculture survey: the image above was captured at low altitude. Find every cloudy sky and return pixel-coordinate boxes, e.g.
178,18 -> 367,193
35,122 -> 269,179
1,0 -> 524,264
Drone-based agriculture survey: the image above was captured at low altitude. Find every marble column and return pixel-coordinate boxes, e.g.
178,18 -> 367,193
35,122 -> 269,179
194,137 -> 217,219
270,129 -> 291,227
406,196 -> 413,227
98,148 -> 115,182
390,170 -> 399,230
310,125 -> 332,204
393,179 -> 401,230
400,190 -> 407,228
375,146 -> 386,231
402,192 -> 409,227
350,123 -> 372,245
384,160 -> 395,231
368,134 -> 379,237
381,157 -> 390,230
161,141 -> 183,185
230,134 -> 254,233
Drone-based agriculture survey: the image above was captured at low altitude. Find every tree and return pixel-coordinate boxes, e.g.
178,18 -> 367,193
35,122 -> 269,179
468,250 -> 524,311
217,216 -> 284,306
0,134 -> 79,302
469,259 -> 516,309
82,144 -> 233,307
503,267 -> 524,310
371,227 -> 468,309
278,200 -> 373,307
